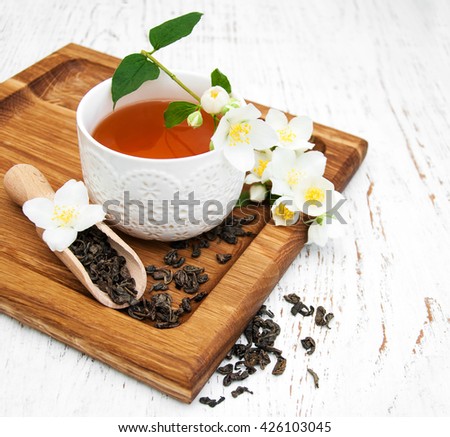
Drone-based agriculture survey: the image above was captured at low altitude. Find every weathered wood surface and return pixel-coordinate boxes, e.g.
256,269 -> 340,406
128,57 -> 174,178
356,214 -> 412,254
0,0 -> 449,416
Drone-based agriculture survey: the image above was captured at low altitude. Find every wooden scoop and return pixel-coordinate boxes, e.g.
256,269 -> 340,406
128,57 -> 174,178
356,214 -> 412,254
3,164 -> 147,309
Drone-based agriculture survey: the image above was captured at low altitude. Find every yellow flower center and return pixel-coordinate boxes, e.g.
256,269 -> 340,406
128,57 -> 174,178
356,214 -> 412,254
274,203 -> 295,221
304,187 -> 325,203
253,159 -> 269,177
287,169 -> 300,186
210,89 -> 219,99
229,122 -> 251,146
277,127 -> 297,143
52,205 -> 79,227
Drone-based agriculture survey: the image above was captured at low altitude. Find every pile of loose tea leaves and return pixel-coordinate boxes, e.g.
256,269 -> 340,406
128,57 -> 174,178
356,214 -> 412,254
69,226 -> 138,305
126,212 -> 257,331
145,260 -> 210,295
127,261 -> 209,329
200,305 -> 285,405
224,305 -> 286,379
170,214 -> 256,261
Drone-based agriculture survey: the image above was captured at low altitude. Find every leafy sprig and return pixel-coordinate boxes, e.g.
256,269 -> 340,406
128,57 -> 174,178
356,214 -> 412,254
111,12 -> 232,129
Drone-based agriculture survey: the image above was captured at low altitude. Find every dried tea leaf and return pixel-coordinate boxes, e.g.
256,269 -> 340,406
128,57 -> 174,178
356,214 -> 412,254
199,396 -> 225,408
163,249 -> 178,265
216,253 -> 232,264
223,370 -> 249,387
231,386 -> 253,398
315,306 -> 334,328
217,364 -> 233,375
257,305 -> 274,318
291,301 -> 314,317
150,282 -> 168,292
172,257 -> 185,268
307,368 -> 320,388
272,356 -> 287,376
284,293 -> 300,304
301,337 -> 316,355
197,274 -> 209,284
192,291 -> 208,302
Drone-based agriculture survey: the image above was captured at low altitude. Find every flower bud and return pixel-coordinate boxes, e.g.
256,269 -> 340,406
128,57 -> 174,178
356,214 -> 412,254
187,110 -> 203,128
249,183 -> 267,203
221,97 -> 242,115
200,86 -> 229,115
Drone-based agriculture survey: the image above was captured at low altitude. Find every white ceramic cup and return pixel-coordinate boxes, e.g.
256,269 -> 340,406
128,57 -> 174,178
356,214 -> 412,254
76,72 -> 245,241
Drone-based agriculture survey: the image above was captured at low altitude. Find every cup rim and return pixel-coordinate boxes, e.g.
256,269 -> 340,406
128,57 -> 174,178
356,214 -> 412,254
76,73 -> 222,164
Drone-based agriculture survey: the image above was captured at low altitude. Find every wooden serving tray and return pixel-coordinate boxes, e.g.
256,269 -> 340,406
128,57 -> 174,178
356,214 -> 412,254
0,44 -> 367,403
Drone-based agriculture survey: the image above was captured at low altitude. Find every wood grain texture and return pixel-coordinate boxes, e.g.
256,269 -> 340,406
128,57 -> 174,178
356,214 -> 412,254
0,0 -> 449,417
0,44 -> 366,403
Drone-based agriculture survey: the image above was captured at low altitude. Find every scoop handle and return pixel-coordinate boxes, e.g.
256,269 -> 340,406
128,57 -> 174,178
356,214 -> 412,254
3,164 -> 55,206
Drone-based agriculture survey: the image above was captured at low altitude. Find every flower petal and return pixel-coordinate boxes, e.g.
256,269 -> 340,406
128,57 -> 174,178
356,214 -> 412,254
225,104 -> 261,125
269,147 -> 296,179
249,119 -> 278,150
297,151 -> 327,179
290,115 -> 313,141
270,178 -> 293,197
210,117 -> 230,150
42,227 -> 78,252
289,139 -> 314,152
223,144 -> 255,172
265,108 -> 288,131
73,204 -> 106,231
244,173 -> 261,184
249,183 -> 267,203
22,197 -> 56,229
54,180 -> 89,206
306,222 -> 328,246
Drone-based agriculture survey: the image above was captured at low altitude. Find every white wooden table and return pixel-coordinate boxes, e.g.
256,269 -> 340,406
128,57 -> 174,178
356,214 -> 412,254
1,0 -> 449,417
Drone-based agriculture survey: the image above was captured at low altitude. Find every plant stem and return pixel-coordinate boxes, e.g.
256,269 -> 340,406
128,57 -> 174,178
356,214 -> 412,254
141,50 -> 201,102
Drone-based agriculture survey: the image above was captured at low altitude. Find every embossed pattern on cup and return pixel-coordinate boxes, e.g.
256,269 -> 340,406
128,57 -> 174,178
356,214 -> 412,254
77,74 -> 245,241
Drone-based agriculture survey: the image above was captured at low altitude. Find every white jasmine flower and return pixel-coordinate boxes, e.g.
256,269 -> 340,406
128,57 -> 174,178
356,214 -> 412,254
211,104 -> 278,172
22,180 -> 105,252
271,196 -> 300,226
244,149 -> 272,185
307,214 -> 345,247
294,176 -> 336,217
200,86 -> 230,115
249,183 -> 268,203
265,108 -> 314,151
187,110 -> 203,128
306,192 -> 348,246
268,147 -> 326,197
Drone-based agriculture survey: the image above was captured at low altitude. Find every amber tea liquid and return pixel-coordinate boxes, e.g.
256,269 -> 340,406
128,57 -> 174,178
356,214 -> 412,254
92,100 -> 214,159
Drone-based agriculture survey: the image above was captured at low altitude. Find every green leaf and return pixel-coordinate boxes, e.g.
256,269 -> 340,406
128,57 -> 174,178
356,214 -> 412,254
149,12 -> 203,51
235,190 -> 251,208
211,68 -> 232,94
268,193 -> 281,206
164,101 -> 199,128
112,54 -> 160,107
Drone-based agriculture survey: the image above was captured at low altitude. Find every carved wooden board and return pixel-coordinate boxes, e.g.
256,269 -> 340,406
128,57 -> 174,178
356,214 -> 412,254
0,44 -> 367,403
